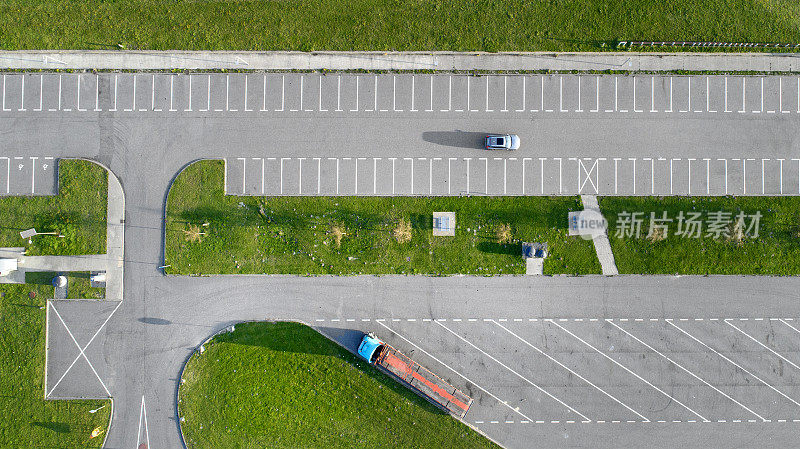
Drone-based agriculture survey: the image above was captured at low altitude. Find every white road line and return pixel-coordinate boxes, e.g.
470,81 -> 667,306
522,158 -> 531,194
448,157 -> 454,194
607,320 -> 766,421
632,76 -> 642,112
555,157 -> 563,193
780,318 -> 800,335
795,159 -> 800,194
614,77 -> 618,111
613,158 -> 620,193
298,157 -> 304,194
357,157 -> 366,194
262,75 -> 268,112
666,77 -> 673,112
680,77 -> 689,113
540,158 -> 545,194
719,159 -> 728,195
706,77 -> 716,112
30,157 -> 37,193
559,76 -> 566,112
95,74 -> 102,112
377,321 -> 534,422
548,319 -> 709,422
517,77 -> 526,112
493,320 -> 648,422
762,159 -> 768,194
427,75 -> 434,112
137,396 -> 151,449
244,75 -> 251,112
17,74 -> 25,111
390,157 -> 396,194
35,74 -> 43,112
724,77 -> 729,112
336,75 -> 342,112
485,76 -> 493,112
629,158 -> 637,195
667,319 -> 800,410
314,158 -> 321,194
201,74 -> 210,112
57,74 -> 62,111
502,75 -> 508,112
435,321 -> 590,422
393,75 -> 402,112
740,77 -> 746,113
542,75 -> 551,112
687,158 -> 695,194
76,75 -> 86,111
726,320 -> 800,371
576,76 -> 582,112
318,76 -> 326,112
260,158 -> 265,195
704,158 -> 710,194
150,74 -> 156,111
369,75 -> 377,112
778,158 -> 784,194
591,76 -> 599,113
780,78 -> 785,113
278,75 -> 285,112
650,76 -> 656,112
373,158 -> 378,194
483,157 -> 489,194
280,158 -> 289,194
351,76 -> 359,112
410,76 -> 417,112
443,75 -> 453,112
406,157 -> 414,194
185,74 -> 193,112
237,157 -> 246,194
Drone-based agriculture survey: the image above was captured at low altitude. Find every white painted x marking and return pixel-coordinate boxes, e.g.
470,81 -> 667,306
46,300 -> 122,398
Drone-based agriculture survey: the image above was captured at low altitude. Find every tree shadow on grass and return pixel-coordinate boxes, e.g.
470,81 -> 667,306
31,422 -> 70,433
217,322 -> 445,415
477,241 -> 522,256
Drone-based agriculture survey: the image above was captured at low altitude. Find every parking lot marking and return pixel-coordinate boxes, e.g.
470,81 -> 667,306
493,320 -> 648,422
501,76 -> 508,112
560,76 -> 566,112
591,76 -> 599,113
578,159 -> 599,193
226,75 -> 235,111
739,78 -> 746,113
377,321 -> 534,422
465,158 -> 471,193
435,321 -> 590,422
150,74 -> 157,111
707,77 -> 716,112
613,158 -> 620,193
485,77 -> 493,112
185,75 -> 193,112
390,158 -> 396,194
779,78 -> 785,113
137,396 -> 151,449
35,74 -> 43,112
762,159 -> 768,194
632,76 -> 642,112
336,75 -> 342,112
260,158 -> 265,195
4,75 -> 12,111
444,75 -> 453,112
30,157 -> 37,193
260,75 -> 267,112
278,75 -> 285,112
667,319 -> 800,411
726,320 -> 800,372
46,301 -> 120,398
650,76 -> 656,112
350,76 -> 358,112
781,318 -> 800,335
517,77 -> 526,112
539,158 -> 545,194
373,158 -> 378,194
57,74 -> 62,111
797,78 -> 800,112
427,76 -> 434,112
393,76 -> 402,112
607,320 -> 766,422
548,319 -> 709,422
576,76 -> 583,112
724,77 -> 729,112
17,75 -> 25,111
298,158 -> 305,194
410,76 -> 417,112
367,75 -> 376,112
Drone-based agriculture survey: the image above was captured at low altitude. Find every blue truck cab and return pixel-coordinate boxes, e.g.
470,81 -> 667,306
357,333 -> 383,364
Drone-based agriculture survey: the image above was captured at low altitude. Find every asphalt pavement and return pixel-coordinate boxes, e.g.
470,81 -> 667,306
1,70 -> 800,449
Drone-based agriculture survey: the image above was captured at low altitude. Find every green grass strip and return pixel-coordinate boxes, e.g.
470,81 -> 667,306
0,284 -> 110,448
2,1 -> 800,51
179,321 -> 498,449
0,159 -> 107,256
165,160 -> 600,275
600,196 -> 800,274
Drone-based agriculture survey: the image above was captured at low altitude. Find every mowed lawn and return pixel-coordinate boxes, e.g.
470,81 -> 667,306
165,160 -> 600,275
600,196 -> 800,274
0,284 -> 110,448
2,1 -> 800,51
0,159 -> 107,256
178,321 -> 498,449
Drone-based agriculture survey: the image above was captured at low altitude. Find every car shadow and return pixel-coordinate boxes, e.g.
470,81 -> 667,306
422,131 -> 486,150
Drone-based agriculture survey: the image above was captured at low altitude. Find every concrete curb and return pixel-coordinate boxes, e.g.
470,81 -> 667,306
2,50 -> 800,72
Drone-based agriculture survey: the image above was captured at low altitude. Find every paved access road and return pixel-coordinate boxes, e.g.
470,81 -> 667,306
2,71 -> 800,449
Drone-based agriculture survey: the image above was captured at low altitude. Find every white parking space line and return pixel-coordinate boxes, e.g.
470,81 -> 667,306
493,320 -> 648,422
607,320 -> 766,421
781,319 -> 800,335
435,321 -> 591,422
377,321 -> 534,423
725,320 -> 800,371
548,319 -> 709,422
667,319 -> 800,411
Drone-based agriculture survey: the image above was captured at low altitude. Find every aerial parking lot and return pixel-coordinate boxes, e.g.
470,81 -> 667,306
313,314 -> 800,443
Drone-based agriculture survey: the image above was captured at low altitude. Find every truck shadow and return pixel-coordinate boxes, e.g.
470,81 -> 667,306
422,131 -> 485,150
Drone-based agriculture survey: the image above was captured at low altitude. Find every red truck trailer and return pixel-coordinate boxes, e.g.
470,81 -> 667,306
358,333 -> 472,418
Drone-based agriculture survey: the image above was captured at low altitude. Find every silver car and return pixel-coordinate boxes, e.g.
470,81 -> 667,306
485,134 -> 520,150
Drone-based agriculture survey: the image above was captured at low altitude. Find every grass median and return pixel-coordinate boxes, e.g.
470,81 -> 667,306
0,159 -> 107,256
600,196 -> 800,274
178,321 -> 498,449
165,160 -> 600,275
2,1 -> 800,51
0,283 -> 110,448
